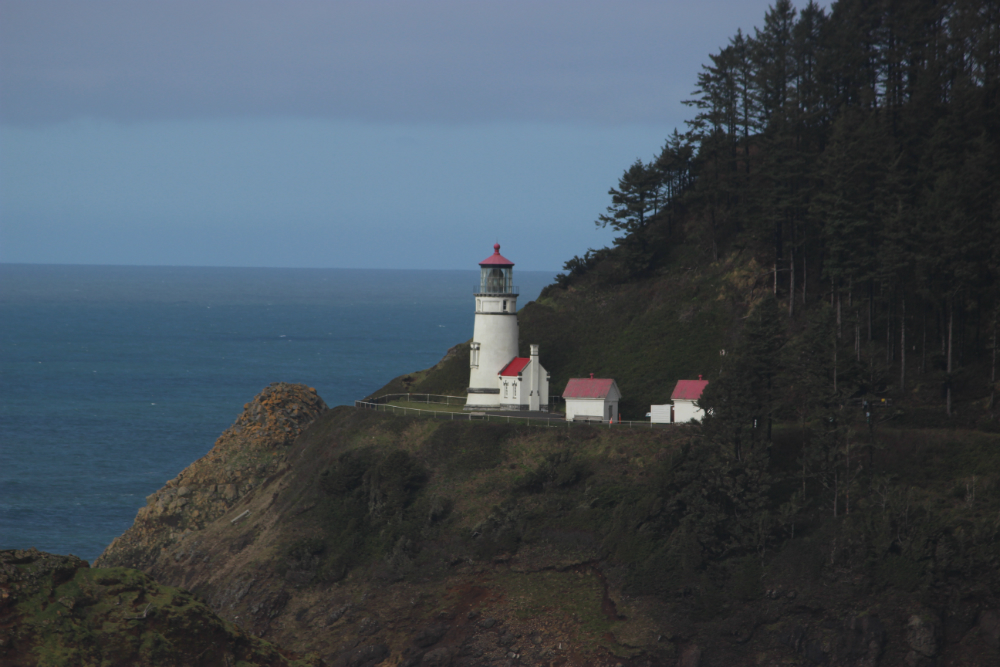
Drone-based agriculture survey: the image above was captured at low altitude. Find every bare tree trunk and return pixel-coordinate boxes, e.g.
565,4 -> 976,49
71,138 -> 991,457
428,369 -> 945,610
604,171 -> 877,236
774,261 -> 778,295
803,251 -> 807,306
922,306 -> 927,375
901,296 -> 906,392
991,307 -> 997,412
833,469 -> 839,518
802,432 -> 808,500
789,247 -> 795,317
834,337 -> 838,394
868,280 -> 874,342
856,317 -> 861,362
845,440 -> 851,516
887,295 -> 892,365
837,291 -> 842,339
947,298 -> 953,417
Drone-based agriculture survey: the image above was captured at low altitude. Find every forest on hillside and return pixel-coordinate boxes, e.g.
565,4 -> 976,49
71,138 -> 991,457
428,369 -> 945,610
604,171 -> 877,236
561,0 -> 999,427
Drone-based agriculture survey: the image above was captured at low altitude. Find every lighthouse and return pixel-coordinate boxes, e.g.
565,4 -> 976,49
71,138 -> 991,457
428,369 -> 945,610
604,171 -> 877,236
466,244 -> 549,411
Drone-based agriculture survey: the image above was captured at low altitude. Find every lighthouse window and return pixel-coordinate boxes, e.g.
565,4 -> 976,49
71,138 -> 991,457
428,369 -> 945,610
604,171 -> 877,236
470,342 -> 480,368
476,299 -> 481,312
485,267 -> 504,293
503,300 -> 507,312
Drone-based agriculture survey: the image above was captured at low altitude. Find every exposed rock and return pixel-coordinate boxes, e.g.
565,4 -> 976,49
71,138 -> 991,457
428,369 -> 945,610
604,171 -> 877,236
420,647 -> 453,667
95,382 -> 326,570
678,644 -> 701,667
414,623 -> 450,648
907,613 -> 939,658
328,643 -> 389,667
979,610 -> 1000,649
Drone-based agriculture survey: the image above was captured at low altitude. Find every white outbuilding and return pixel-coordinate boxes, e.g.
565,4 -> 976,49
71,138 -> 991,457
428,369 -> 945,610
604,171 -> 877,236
562,375 -> 621,423
650,376 -> 709,423
672,376 -> 709,422
497,345 -> 550,411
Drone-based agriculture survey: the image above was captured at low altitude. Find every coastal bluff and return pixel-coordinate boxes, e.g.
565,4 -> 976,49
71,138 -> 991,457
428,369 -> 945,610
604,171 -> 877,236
92,384 -> 999,667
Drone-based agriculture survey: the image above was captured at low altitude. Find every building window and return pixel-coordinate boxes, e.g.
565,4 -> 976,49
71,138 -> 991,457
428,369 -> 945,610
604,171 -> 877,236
513,382 -> 517,399
504,382 -> 508,398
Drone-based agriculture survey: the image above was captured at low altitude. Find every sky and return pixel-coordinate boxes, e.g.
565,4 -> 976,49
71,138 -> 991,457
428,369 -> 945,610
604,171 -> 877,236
0,1 -> 818,272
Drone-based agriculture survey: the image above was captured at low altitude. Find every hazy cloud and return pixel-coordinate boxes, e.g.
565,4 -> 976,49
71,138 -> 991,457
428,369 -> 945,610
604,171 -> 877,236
2,0 -> 765,125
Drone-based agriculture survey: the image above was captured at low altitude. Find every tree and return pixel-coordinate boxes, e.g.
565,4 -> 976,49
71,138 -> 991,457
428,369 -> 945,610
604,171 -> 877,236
701,295 -> 787,458
596,159 -> 660,237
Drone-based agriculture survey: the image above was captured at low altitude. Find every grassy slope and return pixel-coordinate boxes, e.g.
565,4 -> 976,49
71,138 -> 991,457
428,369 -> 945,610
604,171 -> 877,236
0,549 -> 315,667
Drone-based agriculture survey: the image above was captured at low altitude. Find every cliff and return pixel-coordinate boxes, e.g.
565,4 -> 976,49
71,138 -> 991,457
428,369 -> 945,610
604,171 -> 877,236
96,382 -> 328,570
95,383 -> 1000,666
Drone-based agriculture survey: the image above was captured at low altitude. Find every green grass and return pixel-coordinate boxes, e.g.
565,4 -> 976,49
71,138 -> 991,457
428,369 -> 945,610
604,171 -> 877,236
387,400 -> 465,413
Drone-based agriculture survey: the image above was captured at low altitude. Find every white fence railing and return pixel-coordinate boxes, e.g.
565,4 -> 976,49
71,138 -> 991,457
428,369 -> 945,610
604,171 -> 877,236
355,394 -> 672,428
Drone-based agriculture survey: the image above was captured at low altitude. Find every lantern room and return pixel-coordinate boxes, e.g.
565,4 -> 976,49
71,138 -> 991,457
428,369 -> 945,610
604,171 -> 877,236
477,243 -> 516,295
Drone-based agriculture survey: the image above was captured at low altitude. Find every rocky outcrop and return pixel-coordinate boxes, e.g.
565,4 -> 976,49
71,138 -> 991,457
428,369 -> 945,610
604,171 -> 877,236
96,382 -> 327,570
0,548 -> 315,667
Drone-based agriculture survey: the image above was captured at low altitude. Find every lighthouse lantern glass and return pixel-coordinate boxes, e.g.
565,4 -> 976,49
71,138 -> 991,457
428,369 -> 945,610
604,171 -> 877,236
480,266 -> 513,294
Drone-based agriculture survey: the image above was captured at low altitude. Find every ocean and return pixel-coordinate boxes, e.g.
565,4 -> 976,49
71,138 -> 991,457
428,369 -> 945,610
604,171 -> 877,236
0,264 -> 554,563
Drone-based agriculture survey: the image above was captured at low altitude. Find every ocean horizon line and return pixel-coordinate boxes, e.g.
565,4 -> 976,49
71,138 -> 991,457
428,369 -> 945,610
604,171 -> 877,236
0,261 -> 562,274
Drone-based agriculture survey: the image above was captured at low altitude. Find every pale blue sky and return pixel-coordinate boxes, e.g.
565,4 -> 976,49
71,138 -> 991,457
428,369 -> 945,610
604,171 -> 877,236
1,1 -> 819,271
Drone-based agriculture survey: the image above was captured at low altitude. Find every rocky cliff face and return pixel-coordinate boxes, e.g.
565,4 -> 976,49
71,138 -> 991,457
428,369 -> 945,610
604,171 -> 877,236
0,548 -> 315,666
96,382 -> 327,571
91,385 -> 1000,667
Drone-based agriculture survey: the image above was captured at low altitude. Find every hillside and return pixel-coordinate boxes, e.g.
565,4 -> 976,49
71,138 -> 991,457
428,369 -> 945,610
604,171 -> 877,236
0,548 -> 316,667
94,382 -> 1000,667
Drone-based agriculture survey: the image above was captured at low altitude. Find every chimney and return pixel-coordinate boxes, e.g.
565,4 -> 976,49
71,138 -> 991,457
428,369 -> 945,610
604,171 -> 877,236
699,374 -> 703,380
529,345 -> 540,410
590,373 -> 594,379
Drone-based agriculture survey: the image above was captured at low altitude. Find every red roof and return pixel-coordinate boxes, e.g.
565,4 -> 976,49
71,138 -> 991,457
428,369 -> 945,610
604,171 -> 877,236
480,243 -> 514,266
563,377 -> 618,399
671,378 -> 708,400
499,357 -> 531,377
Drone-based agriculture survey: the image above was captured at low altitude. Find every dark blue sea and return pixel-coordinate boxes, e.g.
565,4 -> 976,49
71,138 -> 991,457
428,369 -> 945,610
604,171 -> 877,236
0,264 -> 553,563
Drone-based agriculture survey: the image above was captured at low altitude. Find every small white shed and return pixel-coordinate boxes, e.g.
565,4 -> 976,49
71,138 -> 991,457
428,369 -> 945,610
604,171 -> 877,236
562,375 -> 621,423
671,376 -> 709,423
649,404 -> 674,424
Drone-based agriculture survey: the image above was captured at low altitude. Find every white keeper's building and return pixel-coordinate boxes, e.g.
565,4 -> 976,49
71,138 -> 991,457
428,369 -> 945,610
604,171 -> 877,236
562,375 -> 621,423
465,244 -> 550,411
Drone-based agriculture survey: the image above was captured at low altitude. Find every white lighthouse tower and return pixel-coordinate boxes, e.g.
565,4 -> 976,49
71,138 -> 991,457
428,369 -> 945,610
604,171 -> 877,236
466,244 -> 520,410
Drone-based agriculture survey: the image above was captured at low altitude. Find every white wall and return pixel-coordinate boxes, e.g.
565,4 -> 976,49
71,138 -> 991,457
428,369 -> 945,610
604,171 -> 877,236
673,399 -> 704,423
466,293 -> 519,409
498,357 -> 550,412
650,404 -> 672,424
565,398 -> 617,422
